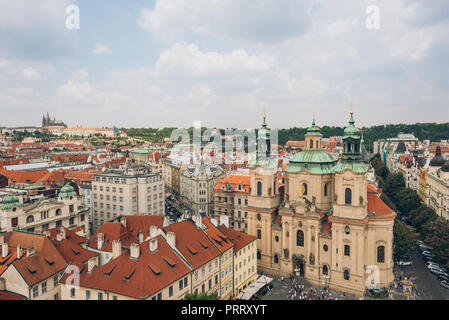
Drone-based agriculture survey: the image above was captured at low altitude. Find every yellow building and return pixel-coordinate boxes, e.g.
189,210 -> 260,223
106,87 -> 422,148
218,224 -> 257,296
247,112 -> 396,296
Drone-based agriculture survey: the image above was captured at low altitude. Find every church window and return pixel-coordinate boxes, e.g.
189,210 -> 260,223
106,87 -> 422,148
316,140 -> 319,149
377,246 -> 385,263
324,183 -> 328,197
257,250 -> 261,260
26,215 -> 34,223
344,269 -> 350,280
345,226 -> 350,235
274,254 -> 279,264
257,182 -> 262,196
257,229 -> 261,239
323,265 -> 328,275
273,181 -> 276,195
275,236 -> 279,242
344,245 -> 350,256
302,183 -> 308,196
297,230 -> 304,247
345,188 -> 352,205
310,139 -> 313,149
323,244 -> 328,252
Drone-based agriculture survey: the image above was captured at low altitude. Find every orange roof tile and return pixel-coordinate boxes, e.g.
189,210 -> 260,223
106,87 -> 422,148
217,225 -> 256,252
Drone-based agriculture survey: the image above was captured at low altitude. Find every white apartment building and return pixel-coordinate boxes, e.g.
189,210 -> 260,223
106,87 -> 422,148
92,167 -> 164,232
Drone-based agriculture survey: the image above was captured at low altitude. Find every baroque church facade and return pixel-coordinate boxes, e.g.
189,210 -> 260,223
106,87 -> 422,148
246,111 -> 396,296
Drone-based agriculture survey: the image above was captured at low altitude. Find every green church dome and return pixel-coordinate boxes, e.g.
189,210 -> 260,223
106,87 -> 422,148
1,194 -> 22,211
286,150 -> 337,174
343,112 -> 360,137
58,183 -> 77,199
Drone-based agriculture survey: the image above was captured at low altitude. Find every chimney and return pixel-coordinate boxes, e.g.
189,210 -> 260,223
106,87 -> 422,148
60,228 -> 66,239
220,215 -> 230,228
0,235 -> 4,244
56,233 -> 63,241
43,230 -> 50,237
138,231 -> 144,244
121,218 -> 126,228
1,243 -> 8,258
167,232 -> 176,249
97,233 -> 104,250
26,247 -> 36,258
0,278 -> 5,291
87,256 -> 97,273
130,243 -> 140,259
16,244 -> 21,259
149,238 -> 158,253
149,225 -> 158,238
112,240 -> 121,259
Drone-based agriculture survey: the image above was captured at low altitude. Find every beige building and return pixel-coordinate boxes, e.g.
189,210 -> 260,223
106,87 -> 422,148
213,173 -> 250,232
218,224 -> 257,296
247,113 -> 396,296
426,147 -> 449,219
0,183 -> 89,237
92,167 -> 164,232
180,160 -> 225,217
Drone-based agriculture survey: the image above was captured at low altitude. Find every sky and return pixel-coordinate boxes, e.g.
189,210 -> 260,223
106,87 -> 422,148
0,0 -> 448,129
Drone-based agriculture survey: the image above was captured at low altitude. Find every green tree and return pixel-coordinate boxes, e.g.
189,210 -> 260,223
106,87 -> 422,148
393,219 -> 418,258
184,292 -> 219,300
422,217 -> 449,265
395,188 -> 421,214
383,172 -> 405,204
408,205 -> 438,232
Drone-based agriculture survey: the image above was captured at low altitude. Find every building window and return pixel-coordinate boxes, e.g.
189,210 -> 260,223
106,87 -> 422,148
296,230 -> 304,247
345,226 -> 350,235
69,217 -> 75,225
344,245 -> 350,256
275,235 -> 279,242
86,290 -> 91,300
54,275 -> 58,287
377,246 -> 385,263
169,285 -> 173,297
345,188 -> 352,205
323,244 -> 328,252
344,269 -> 350,280
257,250 -> 261,260
26,215 -> 34,223
324,183 -> 328,197
98,292 -> 103,300
11,217 -> 18,228
257,182 -> 262,196
33,286 -> 38,298
70,288 -> 75,298
323,265 -> 328,275
274,254 -> 279,264
257,229 -> 261,239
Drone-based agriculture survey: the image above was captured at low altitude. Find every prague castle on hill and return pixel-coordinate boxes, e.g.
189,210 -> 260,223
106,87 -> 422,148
42,113 -> 67,128
247,111 -> 396,296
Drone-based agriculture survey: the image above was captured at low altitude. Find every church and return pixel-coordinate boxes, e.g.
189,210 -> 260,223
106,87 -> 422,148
246,110 -> 396,296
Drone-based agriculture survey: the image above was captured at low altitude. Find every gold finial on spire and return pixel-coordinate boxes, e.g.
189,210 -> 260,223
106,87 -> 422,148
350,101 -> 353,116
263,106 -> 266,120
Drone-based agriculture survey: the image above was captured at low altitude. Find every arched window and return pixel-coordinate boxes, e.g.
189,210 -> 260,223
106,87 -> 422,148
257,250 -> 261,260
257,182 -> 262,196
324,183 -> 328,197
323,265 -> 328,275
274,254 -> 279,264
316,140 -> 319,149
302,183 -> 308,196
310,139 -> 313,149
26,215 -> 34,223
345,188 -> 352,205
55,209 -> 62,216
273,181 -> 276,195
377,246 -> 385,263
344,269 -> 350,280
297,230 -> 304,247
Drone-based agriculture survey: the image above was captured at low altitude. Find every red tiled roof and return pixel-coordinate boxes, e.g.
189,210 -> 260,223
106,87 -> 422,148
0,291 -> 26,300
0,169 -> 49,184
201,217 -> 234,253
62,236 -> 191,299
164,220 -> 221,269
3,232 -> 68,286
214,174 -> 250,194
122,215 -> 164,239
89,223 -> 135,252
217,224 -> 256,252
367,185 -> 395,216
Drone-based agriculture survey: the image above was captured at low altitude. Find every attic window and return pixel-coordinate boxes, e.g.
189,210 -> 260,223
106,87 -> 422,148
123,269 -> 136,281
186,245 -> 197,256
45,258 -> 55,266
148,263 -> 161,275
104,264 -> 117,276
163,257 -> 176,268
71,249 -> 80,255
26,266 -> 37,274
198,240 -> 208,249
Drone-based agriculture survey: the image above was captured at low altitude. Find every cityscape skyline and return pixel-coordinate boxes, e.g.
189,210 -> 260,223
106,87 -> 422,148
0,0 -> 448,128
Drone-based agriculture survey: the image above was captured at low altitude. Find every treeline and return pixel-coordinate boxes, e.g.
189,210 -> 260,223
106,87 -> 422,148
123,123 -> 449,149
371,154 -> 449,266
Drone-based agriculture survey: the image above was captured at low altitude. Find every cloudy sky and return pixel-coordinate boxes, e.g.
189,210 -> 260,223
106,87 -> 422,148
0,0 -> 448,129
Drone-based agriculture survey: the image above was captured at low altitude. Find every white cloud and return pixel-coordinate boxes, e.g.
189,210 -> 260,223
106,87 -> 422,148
92,44 -> 111,55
